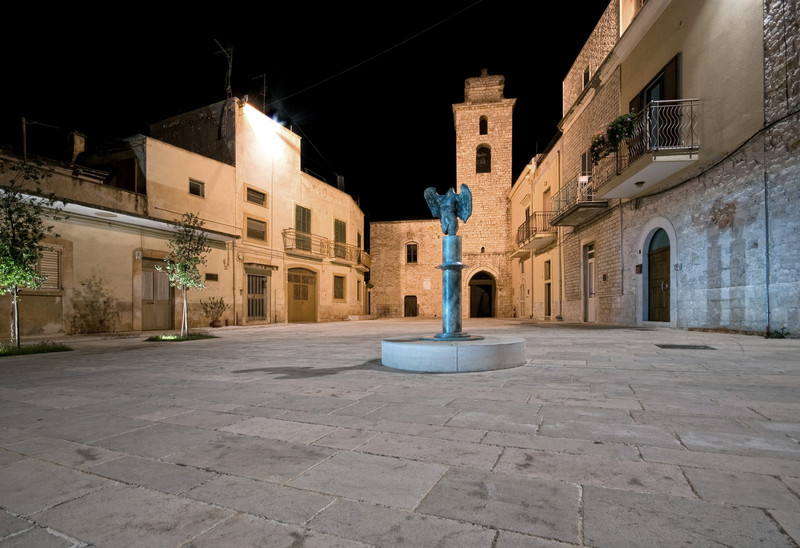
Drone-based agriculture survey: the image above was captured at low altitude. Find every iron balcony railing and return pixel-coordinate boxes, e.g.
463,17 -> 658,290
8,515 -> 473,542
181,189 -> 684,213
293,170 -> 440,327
594,99 -> 701,189
552,174 -> 600,217
282,228 -> 371,268
516,212 -> 555,247
283,228 -> 332,258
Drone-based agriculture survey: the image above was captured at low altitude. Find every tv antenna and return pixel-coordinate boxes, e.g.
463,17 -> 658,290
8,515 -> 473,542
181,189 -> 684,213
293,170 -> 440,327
215,39 -> 234,99
252,74 -> 268,113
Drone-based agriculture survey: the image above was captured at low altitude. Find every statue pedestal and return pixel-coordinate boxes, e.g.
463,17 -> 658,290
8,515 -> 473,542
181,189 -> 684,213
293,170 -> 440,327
434,235 -> 476,340
380,185 -> 526,373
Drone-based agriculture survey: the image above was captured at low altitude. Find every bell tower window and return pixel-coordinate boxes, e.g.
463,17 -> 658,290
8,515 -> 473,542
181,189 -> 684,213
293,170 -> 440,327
476,145 -> 491,173
479,116 -> 488,135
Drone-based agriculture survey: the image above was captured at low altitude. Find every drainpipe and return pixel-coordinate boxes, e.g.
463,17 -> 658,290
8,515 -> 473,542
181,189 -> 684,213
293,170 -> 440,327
557,150 -> 564,319
764,168 -> 771,335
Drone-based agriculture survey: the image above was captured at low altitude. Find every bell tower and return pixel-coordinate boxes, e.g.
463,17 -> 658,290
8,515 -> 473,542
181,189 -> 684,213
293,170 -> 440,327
451,69 -> 516,318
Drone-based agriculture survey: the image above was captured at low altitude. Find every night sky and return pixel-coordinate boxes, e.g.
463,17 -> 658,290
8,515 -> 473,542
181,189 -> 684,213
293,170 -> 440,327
2,2 -> 608,224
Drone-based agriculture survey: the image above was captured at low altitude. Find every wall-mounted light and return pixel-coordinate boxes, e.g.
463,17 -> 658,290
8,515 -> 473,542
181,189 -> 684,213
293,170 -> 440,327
634,181 -> 646,187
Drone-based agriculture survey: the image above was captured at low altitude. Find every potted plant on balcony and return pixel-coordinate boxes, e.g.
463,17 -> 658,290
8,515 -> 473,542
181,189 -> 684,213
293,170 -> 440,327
200,296 -> 229,327
591,111 -> 638,165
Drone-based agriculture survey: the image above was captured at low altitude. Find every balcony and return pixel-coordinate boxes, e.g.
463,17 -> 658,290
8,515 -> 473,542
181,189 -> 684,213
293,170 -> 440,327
515,212 -> 557,254
282,228 -> 370,271
550,175 -> 608,226
594,99 -> 701,198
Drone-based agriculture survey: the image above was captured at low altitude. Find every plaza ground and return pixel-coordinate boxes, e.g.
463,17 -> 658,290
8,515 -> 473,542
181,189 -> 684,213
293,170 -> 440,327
1,318 -> 798,547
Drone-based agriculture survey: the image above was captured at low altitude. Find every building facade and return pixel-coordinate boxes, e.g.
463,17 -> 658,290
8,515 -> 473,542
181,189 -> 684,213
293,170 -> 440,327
370,70 -> 516,319
542,0 -> 799,335
0,98 -> 370,340
374,0 -> 798,337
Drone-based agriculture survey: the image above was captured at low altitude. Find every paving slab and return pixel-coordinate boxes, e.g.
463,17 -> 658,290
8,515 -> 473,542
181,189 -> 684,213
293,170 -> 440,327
184,474 -> 335,524
495,447 -> 695,497
682,468 -> 800,511
357,431 -> 502,469
0,458 -> 112,516
221,416 -> 336,444
187,510 -> 369,547
34,484 -> 232,547
416,467 -> 581,543
583,485 -> 796,547
166,433 -> 335,483
289,450 -> 448,509
0,319 -> 798,547
308,498 -> 497,547
86,454 -> 215,494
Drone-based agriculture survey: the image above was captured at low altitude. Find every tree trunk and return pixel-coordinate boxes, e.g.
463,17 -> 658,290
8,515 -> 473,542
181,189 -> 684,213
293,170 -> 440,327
12,287 -> 20,349
182,287 -> 188,337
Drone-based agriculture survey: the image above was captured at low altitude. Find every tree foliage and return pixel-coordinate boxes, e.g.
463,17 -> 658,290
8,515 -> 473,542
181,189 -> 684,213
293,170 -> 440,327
0,161 -> 57,348
158,212 -> 211,337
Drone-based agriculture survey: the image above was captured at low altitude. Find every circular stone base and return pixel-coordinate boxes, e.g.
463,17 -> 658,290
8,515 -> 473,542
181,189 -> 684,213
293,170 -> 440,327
381,335 -> 526,373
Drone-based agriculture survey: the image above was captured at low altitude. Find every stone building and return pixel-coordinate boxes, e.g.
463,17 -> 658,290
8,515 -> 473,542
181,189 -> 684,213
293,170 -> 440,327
375,0 -> 798,337
0,98 -> 370,339
370,70 -> 516,319
538,0 -> 799,334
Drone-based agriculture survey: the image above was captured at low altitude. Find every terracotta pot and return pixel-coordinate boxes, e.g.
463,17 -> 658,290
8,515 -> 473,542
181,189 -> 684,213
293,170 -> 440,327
210,320 -> 223,328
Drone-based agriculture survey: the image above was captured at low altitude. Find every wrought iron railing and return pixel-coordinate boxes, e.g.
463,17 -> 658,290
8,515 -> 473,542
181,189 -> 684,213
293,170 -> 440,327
282,228 -> 370,268
552,175 -> 599,217
282,229 -> 331,257
594,99 -> 701,189
516,212 -> 555,247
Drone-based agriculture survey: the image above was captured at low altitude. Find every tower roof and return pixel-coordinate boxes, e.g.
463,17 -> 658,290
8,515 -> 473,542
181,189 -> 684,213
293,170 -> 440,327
463,68 -> 506,103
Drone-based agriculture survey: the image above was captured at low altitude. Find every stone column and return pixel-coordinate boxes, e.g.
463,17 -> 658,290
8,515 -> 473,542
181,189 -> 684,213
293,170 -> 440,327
435,235 -> 471,340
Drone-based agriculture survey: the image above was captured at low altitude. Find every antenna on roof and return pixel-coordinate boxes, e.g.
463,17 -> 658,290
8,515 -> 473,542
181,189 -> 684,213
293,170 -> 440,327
252,74 -> 268,113
215,39 -> 234,99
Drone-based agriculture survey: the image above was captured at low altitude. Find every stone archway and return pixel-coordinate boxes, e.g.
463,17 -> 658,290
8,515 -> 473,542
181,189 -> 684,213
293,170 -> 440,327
637,217 -> 677,326
468,271 -> 496,318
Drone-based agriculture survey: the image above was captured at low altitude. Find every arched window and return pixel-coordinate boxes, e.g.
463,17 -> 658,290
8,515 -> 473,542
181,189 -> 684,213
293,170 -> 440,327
479,116 -> 488,135
476,146 -> 491,173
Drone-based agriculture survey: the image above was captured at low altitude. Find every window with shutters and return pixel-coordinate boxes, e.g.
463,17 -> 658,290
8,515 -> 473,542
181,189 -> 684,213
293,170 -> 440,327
295,205 -> 311,251
334,219 -> 346,258
246,217 -> 267,241
36,248 -> 61,290
246,186 -> 268,207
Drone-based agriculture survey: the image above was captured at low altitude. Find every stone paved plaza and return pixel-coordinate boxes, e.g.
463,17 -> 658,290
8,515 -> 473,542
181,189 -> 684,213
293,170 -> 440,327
1,318 -> 798,547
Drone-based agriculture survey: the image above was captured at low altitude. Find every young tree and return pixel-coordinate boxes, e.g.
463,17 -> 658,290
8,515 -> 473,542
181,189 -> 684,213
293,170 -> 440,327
158,213 -> 211,337
0,161 -> 57,348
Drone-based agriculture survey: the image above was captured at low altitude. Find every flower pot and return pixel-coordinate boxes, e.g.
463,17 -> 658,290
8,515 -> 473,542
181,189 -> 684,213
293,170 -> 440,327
210,320 -> 223,328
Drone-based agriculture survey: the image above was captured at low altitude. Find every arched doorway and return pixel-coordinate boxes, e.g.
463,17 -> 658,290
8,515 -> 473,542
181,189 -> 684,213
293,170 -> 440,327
469,271 -> 495,317
647,229 -> 670,322
288,268 -> 317,322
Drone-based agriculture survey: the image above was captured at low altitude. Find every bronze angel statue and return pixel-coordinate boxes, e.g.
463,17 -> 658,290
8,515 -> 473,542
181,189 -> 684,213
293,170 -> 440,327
424,185 -> 472,236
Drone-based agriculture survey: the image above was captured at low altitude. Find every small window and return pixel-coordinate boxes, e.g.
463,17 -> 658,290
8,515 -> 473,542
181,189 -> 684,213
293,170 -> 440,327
246,187 -> 267,207
406,243 -> 418,264
36,248 -> 61,290
476,146 -> 491,173
246,217 -> 267,241
479,116 -> 488,135
333,275 -> 345,300
583,65 -> 591,88
189,179 -> 205,197
205,273 -> 219,282
544,260 -> 551,281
